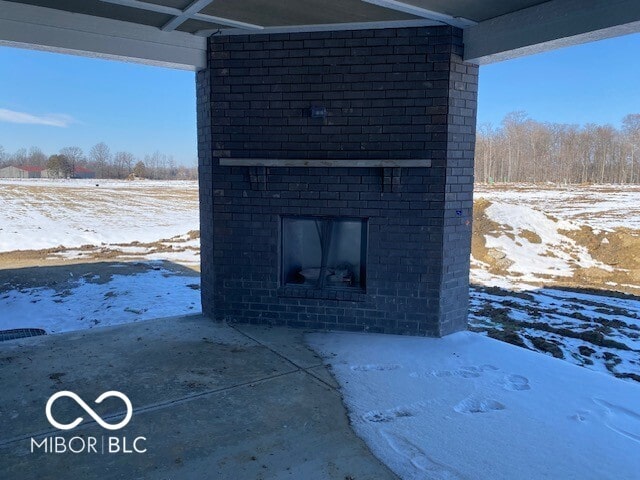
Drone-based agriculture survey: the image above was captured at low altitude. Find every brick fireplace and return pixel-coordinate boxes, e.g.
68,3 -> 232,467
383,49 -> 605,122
197,26 -> 478,336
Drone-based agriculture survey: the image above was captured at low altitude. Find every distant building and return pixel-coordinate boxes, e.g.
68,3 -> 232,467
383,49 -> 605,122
0,165 -> 96,179
0,165 -> 45,178
74,166 -> 96,179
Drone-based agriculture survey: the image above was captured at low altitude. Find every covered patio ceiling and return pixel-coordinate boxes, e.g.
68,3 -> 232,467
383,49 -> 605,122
1,0 -> 640,70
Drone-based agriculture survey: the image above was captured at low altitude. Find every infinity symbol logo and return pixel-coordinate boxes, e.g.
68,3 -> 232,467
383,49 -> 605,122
45,391 -> 133,431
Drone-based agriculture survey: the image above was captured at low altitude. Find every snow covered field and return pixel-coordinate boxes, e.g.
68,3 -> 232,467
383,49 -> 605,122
0,179 -> 200,265
475,183 -> 640,231
0,179 -> 201,333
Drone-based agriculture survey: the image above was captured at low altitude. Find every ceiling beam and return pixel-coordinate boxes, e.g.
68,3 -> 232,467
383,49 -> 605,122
360,0 -> 475,28
99,0 -> 263,31
190,12 -> 263,30
0,0 -> 206,70
464,0 -> 640,64
161,0 -> 215,31
211,18 -> 440,36
98,0 -> 182,16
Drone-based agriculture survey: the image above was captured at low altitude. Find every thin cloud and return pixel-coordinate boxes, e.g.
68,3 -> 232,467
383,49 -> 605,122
0,108 -> 75,127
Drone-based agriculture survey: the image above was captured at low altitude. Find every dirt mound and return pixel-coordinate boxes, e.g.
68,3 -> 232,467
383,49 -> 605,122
565,226 -> 640,290
472,199 -> 640,295
471,199 -> 513,273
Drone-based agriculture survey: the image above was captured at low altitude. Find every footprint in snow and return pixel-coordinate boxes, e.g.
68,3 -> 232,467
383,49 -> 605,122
381,430 -> 468,480
454,395 -> 506,414
350,364 -> 401,372
502,374 -> 531,391
363,406 -> 415,423
413,364 -> 499,379
441,366 -> 481,378
363,400 -> 442,423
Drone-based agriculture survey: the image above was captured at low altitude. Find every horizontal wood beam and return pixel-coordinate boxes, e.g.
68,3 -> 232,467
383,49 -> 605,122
218,159 -> 432,167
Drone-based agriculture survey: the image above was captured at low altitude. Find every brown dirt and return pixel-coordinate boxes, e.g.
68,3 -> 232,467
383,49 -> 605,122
0,260 -> 199,293
0,232 -> 201,273
472,199 -> 640,295
525,335 -> 564,359
520,229 -> 542,244
562,226 -> 640,292
472,199 -> 514,273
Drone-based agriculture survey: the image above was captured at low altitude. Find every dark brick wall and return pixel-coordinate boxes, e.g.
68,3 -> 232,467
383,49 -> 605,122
197,26 -> 478,336
439,51 -> 478,335
197,67 -> 214,313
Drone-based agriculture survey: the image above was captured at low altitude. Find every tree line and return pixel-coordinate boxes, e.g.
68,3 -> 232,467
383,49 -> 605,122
5,114 -> 640,184
0,142 -> 198,180
476,112 -> 640,184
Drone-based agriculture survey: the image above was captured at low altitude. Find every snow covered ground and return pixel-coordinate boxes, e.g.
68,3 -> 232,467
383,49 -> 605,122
308,331 -> 640,480
0,179 -> 201,334
470,185 -> 640,383
475,183 -> 640,231
480,201 -> 611,281
0,262 -> 200,333
53,232 -> 201,267
469,283 -> 640,381
0,179 -> 199,252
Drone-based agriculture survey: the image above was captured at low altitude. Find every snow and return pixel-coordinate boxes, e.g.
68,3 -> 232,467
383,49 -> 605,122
483,201 -> 612,281
308,331 -> 640,480
476,184 -> 640,231
53,240 -> 201,266
0,179 -> 198,252
0,265 -> 200,333
141,249 -> 200,265
470,188 -> 639,382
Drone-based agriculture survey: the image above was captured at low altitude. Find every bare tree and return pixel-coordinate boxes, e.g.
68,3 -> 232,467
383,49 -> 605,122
11,148 -> 28,166
475,111 -> 640,185
113,151 -> 135,178
623,114 -> 640,183
89,142 -> 111,178
1,143 -> 193,180
60,146 -> 85,177
27,147 -> 47,167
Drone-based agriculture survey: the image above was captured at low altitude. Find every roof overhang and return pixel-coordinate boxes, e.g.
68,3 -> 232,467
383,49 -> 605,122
1,0 -> 639,71
0,0 -> 207,70
464,0 -> 640,64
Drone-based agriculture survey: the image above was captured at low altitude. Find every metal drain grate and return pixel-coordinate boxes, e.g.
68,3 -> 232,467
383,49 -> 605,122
0,328 -> 47,342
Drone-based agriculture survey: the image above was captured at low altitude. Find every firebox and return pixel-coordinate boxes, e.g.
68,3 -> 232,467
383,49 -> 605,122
281,217 -> 367,291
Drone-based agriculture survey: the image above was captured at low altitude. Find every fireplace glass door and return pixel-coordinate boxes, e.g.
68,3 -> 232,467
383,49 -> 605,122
282,217 -> 366,290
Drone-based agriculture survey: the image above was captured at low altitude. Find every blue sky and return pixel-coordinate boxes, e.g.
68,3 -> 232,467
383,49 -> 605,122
0,47 -> 196,166
1,33 -> 640,165
478,33 -> 640,127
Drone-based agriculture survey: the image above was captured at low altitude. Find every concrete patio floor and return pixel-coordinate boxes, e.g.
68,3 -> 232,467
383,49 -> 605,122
0,315 -> 397,479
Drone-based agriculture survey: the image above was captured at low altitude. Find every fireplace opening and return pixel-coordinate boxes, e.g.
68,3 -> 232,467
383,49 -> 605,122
281,216 -> 367,291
